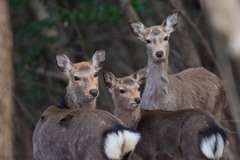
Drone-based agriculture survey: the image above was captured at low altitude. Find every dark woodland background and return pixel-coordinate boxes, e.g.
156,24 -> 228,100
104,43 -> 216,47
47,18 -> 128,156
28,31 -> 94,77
1,0 -> 240,159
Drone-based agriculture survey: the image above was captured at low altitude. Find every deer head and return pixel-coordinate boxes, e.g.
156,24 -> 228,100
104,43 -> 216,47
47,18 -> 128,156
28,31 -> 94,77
104,66 -> 148,112
56,49 -> 106,109
129,10 -> 178,62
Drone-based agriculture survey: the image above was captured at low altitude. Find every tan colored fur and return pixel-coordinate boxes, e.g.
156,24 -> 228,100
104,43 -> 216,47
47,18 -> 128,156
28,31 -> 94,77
33,106 -> 133,160
129,11 -> 228,119
33,50 -> 140,160
104,70 -> 229,160
65,62 -> 99,109
55,50 -> 106,109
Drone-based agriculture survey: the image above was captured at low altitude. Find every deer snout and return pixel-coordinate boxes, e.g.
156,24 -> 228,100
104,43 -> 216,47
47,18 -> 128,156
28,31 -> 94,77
135,98 -> 141,104
156,51 -> 164,58
90,89 -> 98,97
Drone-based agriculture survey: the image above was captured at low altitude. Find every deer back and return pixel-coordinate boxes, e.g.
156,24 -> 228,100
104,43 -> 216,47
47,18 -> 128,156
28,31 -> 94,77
143,66 -> 228,119
33,105 -> 140,160
134,109 -> 227,160
104,68 -> 228,160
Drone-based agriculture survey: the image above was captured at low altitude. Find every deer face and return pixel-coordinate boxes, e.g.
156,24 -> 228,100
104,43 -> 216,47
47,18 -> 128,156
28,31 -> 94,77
129,10 -> 178,62
104,66 -> 148,111
56,49 -> 106,102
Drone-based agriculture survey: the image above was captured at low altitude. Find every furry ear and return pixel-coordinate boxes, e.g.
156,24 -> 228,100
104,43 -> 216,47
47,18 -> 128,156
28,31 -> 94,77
55,53 -> 73,77
161,10 -> 178,33
129,20 -> 146,42
103,70 -> 117,88
90,49 -> 106,71
132,65 -> 148,85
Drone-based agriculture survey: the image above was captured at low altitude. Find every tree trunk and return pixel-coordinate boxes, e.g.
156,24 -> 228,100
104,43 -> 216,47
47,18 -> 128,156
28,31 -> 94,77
0,0 -> 14,160
168,0 -> 201,71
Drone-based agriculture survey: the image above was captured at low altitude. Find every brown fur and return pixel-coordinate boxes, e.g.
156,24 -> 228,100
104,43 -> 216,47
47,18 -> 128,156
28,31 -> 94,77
104,72 -> 229,160
33,105 -> 133,160
55,50 -> 107,109
65,62 -> 99,109
129,11 -> 228,120
33,50 -> 139,160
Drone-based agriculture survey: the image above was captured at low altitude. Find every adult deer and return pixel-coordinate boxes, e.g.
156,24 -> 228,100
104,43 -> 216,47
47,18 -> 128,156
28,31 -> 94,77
104,67 -> 229,160
128,10 -> 228,119
33,50 -> 141,160
55,49 -> 106,109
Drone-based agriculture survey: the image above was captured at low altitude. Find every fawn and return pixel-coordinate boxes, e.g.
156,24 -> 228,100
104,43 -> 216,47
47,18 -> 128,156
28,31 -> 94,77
128,10 -> 228,119
104,66 -> 229,160
33,50 -> 141,160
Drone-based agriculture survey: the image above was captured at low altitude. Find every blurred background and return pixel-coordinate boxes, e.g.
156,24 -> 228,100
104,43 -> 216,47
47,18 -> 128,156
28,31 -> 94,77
1,0 -> 240,159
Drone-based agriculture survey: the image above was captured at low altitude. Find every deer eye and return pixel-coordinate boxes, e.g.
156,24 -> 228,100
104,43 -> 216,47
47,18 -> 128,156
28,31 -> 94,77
94,72 -> 98,77
120,89 -> 125,93
164,36 -> 168,41
138,87 -> 140,91
146,39 -> 151,44
74,76 -> 80,81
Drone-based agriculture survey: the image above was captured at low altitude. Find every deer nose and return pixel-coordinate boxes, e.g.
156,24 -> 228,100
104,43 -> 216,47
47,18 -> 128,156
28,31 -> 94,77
156,51 -> 163,57
135,98 -> 141,104
90,89 -> 98,97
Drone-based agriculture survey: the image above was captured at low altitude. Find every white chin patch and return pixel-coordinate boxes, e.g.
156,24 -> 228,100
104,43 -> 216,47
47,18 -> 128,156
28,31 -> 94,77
132,104 -> 138,107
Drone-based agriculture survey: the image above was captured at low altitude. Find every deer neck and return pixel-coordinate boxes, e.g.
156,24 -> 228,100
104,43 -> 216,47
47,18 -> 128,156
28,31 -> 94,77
142,59 -> 170,108
65,88 -> 96,109
114,104 -> 142,129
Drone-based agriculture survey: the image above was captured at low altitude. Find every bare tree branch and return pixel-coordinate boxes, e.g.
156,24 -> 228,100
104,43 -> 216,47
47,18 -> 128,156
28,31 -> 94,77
168,0 -> 220,75
14,93 -> 36,124
118,0 -> 140,21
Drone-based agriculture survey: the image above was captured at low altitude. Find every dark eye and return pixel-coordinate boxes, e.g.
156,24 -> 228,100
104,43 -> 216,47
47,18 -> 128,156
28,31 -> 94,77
146,39 -> 151,44
120,89 -> 125,93
74,76 -> 80,81
94,72 -> 98,77
164,36 -> 168,41
138,87 -> 140,91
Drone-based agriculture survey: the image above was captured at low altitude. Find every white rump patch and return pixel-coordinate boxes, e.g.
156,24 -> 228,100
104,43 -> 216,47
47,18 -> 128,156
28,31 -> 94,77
215,134 -> 224,159
200,133 -> 224,159
104,131 -> 124,159
104,130 -> 140,159
122,130 -> 141,154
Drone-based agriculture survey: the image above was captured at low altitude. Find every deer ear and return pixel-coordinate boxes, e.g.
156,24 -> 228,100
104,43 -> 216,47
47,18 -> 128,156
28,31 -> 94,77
132,65 -> 148,85
129,20 -> 146,42
55,53 -> 73,77
161,10 -> 178,33
103,70 -> 117,88
90,49 -> 106,71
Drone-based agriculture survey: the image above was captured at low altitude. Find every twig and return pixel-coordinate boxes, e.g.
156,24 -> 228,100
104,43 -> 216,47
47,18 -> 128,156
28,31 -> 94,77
54,3 -> 89,60
224,128 -> 240,134
17,79 -> 65,95
13,93 -> 36,124
221,119 -> 240,122
25,66 -> 68,83
149,0 -> 166,21
119,0 -> 141,21
168,0 -> 221,76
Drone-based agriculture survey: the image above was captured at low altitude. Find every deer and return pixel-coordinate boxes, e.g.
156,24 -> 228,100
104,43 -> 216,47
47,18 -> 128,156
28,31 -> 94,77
55,49 -> 106,109
128,10 -> 228,120
33,50 -> 141,160
103,67 -> 229,160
